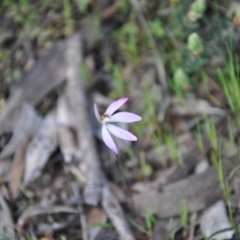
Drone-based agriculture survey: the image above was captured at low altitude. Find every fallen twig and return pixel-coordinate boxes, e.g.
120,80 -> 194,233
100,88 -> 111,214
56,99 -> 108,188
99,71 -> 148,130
102,185 -> 135,240
65,33 -> 104,205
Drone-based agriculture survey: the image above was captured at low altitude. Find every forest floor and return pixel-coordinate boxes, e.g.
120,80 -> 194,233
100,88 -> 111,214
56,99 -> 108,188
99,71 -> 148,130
1,1 -> 240,240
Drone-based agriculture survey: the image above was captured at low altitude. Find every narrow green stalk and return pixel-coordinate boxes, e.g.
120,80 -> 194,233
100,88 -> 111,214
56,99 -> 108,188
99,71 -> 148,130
115,154 -> 135,214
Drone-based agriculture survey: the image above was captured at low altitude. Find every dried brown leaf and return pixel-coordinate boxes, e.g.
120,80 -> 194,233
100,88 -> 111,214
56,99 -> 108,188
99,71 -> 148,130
87,207 -> 106,226
9,136 -> 30,199
200,201 -> 234,240
0,103 -> 41,159
23,111 -> 58,185
171,97 -> 225,117
87,207 -> 107,240
133,158 -> 237,217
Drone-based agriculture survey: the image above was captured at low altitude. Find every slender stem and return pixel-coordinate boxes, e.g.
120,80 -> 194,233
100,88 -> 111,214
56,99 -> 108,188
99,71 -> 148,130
115,154 -> 135,214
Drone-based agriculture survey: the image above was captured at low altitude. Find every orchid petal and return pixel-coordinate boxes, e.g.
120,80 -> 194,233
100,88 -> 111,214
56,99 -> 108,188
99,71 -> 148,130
105,98 -> 128,116
110,112 -> 142,123
106,124 -> 137,141
102,125 -> 118,154
94,103 -> 101,122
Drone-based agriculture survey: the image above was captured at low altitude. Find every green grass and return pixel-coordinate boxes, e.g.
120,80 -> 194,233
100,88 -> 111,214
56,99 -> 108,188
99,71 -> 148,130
211,143 -> 224,188
62,0 -> 74,36
195,123 -> 205,154
179,200 -> 188,235
91,222 -> 114,228
129,209 -> 156,236
228,118 -> 235,145
171,67 -> 191,99
144,209 -> 156,236
203,116 -> 218,150
139,150 -> 153,178
165,130 -> 183,166
132,85 -> 163,146
169,218 -> 176,240
105,62 -> 125,99
2,226 -> 8,240
112,21 -> 141,65
75,0 -> 89,15
211,144 -> 235,230
218,45 -> 240,125
148,19 -> 165,40
81,59 -> 97,89
62,0 -> 72,21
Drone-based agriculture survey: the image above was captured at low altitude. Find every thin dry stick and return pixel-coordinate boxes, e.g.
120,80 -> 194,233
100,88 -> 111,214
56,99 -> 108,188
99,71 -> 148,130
65,33 -> 104,205
197,227 -> 234,240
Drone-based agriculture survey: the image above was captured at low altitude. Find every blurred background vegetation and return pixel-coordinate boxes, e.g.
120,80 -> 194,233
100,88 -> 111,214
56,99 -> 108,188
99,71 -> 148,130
1,0 -> 240,239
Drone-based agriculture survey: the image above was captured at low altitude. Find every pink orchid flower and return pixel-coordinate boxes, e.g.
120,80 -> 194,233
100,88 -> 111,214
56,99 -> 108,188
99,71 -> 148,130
94,98 -> 142,154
